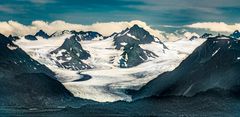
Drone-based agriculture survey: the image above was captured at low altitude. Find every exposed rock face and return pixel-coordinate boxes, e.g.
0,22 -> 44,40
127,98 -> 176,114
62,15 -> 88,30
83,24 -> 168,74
24,35 -> 37,40
230,30 -> 240,39
50,35 -> 91,70
35,30 -> 50,39
201,33 -> 213,38
131,35 -> 240,100
71,31 -> 103,41
50,30 -> 104,40
189,36 -> 198,41
8,35 -> 20,41
120,43 -> 158,68
0,34 -> 73,106
0,34 -> 53,76
113,24 -> 162,50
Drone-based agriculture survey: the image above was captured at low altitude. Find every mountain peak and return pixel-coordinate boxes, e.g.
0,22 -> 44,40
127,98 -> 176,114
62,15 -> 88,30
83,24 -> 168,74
128,24 -> 155,43
230,30 -> 240,38
61,35 -> 82,50
129,24 -> 143,31
57,35 -> 90,60
50,35 -> 91,70
0,33 -> 13,46
201,33 -> 213,38
38,29 -> 45,33
0,34 -> 19,50
35,29 -> 50,39
70,30 -> 103,40
113,24 -> 164,50
8,35 -> 20,42
132,24 -> 140,28
233,30 -> 239,33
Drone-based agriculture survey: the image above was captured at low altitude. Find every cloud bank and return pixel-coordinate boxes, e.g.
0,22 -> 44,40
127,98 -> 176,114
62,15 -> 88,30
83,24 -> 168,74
0,20 -> 165,39
186,22 -> 240,33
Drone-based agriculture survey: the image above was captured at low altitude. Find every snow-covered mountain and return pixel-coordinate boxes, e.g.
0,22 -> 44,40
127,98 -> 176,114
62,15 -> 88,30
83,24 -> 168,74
108,24 -> 169,67
24,30 -> 50,40
50,30 -> 104,41
71,31 -> 104,41
50,30 -> 72,37
131,34 -> 240,100
14,24 -> 205,102
112,24 -> 165,50
0,33 -> 73,106
3,20 -> 240,116
50,35 -> 91,70
120,43 -> 158,68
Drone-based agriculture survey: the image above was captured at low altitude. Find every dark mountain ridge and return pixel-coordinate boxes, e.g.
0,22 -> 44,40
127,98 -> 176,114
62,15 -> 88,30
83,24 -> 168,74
130,35 -> 240,100
0,34 -> 73,106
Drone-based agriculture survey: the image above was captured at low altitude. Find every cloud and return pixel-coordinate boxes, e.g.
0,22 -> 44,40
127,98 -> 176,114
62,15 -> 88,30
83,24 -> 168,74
0,20 -> 165,39
17,0 -> 56,4
0,5 -> 16,14
158,24 -> 182,28
185,22 -> 240,33
30,0 -> 56,4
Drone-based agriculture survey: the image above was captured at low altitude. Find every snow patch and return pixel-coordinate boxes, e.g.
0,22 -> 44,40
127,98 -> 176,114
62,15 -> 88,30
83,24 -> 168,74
127,33 -> 138,40
212,48 -> 220,56
7,44 -> 18,50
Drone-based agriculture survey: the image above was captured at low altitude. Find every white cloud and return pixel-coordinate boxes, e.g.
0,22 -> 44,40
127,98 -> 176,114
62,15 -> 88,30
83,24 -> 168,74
185,22 -> 240,33
18,0 -> 56,4
183,32 -> 199,38
0,5 -> 16,14
0,20 -> 166,39
164,31 -> 200,41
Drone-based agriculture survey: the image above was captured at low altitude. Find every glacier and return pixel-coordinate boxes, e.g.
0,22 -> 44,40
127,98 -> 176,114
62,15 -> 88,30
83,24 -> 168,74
14,31 -> 205,102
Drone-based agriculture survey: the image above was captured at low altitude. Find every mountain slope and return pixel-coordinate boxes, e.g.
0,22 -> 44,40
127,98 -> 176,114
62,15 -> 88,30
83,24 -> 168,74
0,34 -> 54,76
0,34 -> 73,106
120,43 -> 158,68
107,24 -> 167,67
131,35 -> 240,100
50,35 -> 91,70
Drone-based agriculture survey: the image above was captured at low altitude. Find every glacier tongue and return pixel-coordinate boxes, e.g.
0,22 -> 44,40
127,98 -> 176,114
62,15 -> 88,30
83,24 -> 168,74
15,34 -> 205,102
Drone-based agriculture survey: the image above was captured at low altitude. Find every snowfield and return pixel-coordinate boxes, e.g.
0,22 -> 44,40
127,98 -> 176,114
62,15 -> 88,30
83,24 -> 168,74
15,35 -> 205,102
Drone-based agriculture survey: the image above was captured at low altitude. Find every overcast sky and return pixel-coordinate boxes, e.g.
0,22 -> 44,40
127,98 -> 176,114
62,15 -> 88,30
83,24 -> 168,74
0,0 -> 240,34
